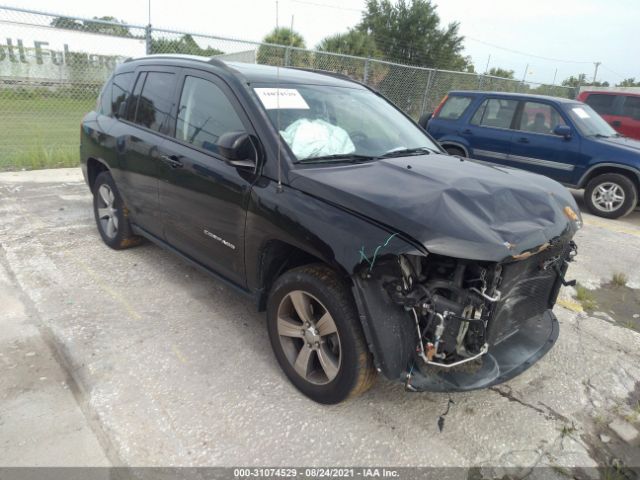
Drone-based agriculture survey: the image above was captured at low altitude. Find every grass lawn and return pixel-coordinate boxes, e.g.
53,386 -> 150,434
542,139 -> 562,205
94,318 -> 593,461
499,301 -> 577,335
0,95 -> 94,171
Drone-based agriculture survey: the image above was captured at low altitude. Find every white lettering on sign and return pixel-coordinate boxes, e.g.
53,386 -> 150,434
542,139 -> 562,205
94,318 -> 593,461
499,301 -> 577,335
254,88 -> 310,110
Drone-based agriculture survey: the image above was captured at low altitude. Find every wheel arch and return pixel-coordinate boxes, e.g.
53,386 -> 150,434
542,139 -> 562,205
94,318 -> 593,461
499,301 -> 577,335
578,163 -> 640,192
438,140 -> 469,157
86,157 -> 110,192
255,239 -> 350,312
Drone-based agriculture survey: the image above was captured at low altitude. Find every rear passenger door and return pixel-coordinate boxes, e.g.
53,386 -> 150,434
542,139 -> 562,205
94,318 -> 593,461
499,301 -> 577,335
116,67 -> 179,237
464,97 -> 518,165
158,69 -> 257,287
508,100 -> 582,183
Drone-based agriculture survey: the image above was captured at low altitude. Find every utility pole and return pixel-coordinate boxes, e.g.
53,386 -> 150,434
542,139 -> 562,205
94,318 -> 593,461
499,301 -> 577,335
552,68 -> 557,86
593,62 -> 601,84
521,63 -> 529,83
484,54 -> 491,74
145,0 -> 152,55
276,0 -> 279,29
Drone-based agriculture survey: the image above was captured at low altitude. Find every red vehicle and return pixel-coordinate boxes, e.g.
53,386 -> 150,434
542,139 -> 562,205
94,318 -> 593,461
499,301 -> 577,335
577,90 -> 640,140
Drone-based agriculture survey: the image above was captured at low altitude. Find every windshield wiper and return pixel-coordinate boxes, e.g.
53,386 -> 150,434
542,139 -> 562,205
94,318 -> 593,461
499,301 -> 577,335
589,133 -> 611,138
294,153 -> 376,164
378,147 -> 434,158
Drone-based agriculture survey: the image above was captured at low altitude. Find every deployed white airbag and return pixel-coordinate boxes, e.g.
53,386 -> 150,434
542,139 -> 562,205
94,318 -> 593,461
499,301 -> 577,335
280,119 -> 355,159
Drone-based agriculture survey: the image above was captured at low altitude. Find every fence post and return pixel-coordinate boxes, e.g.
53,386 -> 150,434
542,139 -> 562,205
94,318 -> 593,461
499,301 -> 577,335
145,24 -> 152,54
284,47 -> 290,67
419,69 -> 435,117
363,58 -> 370,84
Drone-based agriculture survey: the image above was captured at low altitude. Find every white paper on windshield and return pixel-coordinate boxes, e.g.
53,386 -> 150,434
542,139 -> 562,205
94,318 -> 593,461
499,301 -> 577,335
254,88 -> 310,110
572,107 -> 591,119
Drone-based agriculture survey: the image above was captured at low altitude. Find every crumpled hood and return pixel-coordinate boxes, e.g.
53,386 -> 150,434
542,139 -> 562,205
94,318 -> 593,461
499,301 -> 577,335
289,154 -> 580,262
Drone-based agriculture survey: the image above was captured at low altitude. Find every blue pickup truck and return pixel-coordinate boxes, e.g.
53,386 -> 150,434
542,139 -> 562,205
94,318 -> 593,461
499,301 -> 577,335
422,91 -> 640,219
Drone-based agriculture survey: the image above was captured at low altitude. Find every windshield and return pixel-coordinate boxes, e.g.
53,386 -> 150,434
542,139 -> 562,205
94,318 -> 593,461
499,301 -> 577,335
565,103 -> 619,137
254,84 -> 440,162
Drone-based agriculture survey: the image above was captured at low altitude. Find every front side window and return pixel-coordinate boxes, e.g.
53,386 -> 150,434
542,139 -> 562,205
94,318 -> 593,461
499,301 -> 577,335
518,101 -> 566,135
133,72 -> 176,132
176,76 -> 245,152
437,96 -> 473,120
622,96 -> 640,120
584,94 -> 616,115
470,98 -> 518,129
254,84 -> 440,162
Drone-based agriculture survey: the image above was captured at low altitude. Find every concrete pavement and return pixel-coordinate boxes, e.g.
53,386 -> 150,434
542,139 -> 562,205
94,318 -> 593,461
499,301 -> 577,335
0,168 -> 639,473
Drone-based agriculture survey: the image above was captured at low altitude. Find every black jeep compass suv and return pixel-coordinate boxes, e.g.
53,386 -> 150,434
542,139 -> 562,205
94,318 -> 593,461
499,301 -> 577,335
80,55 -> 580,404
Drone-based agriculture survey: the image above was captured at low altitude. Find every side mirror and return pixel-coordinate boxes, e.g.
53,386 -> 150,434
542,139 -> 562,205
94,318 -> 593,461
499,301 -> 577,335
217,131 -> 258,168
553,124 -> 572,139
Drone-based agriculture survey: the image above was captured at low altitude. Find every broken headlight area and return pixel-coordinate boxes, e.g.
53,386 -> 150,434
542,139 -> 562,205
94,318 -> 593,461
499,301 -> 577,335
361,238 -> 577,389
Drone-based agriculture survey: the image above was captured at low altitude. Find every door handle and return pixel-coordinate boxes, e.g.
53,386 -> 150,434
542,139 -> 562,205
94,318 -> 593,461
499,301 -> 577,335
461,129 -> 472,135
161,154 -> 183,169
517,137 -> 530,144
611,120 -> 621,127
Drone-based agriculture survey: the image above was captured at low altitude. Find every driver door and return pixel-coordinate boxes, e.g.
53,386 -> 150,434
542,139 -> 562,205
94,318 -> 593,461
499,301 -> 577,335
508,101 -> 582,184
158,69 -> 257,286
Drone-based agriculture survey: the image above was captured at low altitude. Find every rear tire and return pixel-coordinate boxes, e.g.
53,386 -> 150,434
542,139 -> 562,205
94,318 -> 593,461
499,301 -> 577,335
584,173 -> 637,219
92,171 -> 143,249
266,264 -> 376,404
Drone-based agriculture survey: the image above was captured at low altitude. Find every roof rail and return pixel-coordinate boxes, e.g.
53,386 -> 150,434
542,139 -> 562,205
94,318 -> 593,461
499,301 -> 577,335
123,54 -> 230,70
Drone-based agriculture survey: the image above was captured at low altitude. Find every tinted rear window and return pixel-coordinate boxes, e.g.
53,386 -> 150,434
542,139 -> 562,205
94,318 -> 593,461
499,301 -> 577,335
133,72 -> 177,133
437,96 -> 473,120
584,94 -> 616,115
111,72 -> 134,117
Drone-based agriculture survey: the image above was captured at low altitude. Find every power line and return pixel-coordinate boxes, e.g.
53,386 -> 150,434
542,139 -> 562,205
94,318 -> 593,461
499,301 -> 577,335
600,64 -> 629,80
288,0 -> 362,12
464,35 -> 594,65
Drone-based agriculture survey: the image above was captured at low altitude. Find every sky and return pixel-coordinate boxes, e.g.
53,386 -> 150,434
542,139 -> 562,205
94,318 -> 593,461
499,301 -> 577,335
3,0 -> 639,85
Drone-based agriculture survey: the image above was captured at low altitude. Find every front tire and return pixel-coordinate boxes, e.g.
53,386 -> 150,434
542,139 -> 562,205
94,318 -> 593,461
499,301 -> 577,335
584,173 -> 637,219
267,264 -> 376,404
92,171 -> 142,249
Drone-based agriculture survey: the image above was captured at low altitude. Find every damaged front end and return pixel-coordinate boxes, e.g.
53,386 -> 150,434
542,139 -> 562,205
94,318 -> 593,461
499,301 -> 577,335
353,236 -> 577,392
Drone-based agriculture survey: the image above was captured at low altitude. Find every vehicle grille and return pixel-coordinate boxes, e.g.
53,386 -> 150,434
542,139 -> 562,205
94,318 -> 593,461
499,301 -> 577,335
487,240 -> 569,346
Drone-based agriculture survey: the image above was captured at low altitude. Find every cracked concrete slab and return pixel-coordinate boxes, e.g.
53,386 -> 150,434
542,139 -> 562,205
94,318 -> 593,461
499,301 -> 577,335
0,168 -> 639,470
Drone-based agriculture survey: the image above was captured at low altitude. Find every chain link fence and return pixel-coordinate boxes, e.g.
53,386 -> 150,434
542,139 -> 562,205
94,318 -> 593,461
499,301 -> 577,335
0,5 -> 576,170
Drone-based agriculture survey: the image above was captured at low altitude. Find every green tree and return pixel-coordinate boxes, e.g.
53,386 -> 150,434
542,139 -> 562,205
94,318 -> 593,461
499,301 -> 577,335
316,29 -> 379,58
617,78 -> 640,87
487,67 -> 515,79
50,17 -> 84,30
562,74 -> 609,88
83,16 -> 132,37
315,29 -> 381,82
263,27 -> 306,48
357,0 -> 469,70
150,34 -> 222,56
257,27 -> 307,66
